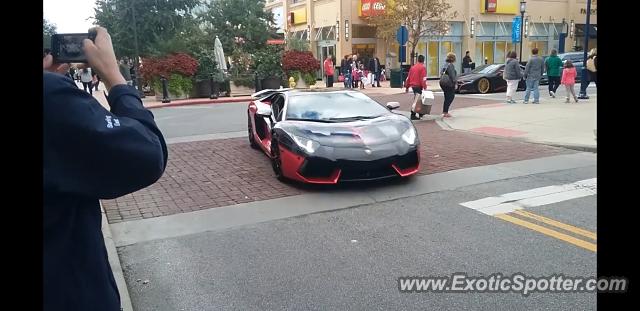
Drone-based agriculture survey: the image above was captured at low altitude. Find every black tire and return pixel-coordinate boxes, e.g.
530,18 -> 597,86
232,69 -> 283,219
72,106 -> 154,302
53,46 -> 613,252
248,114 -> 259,149
477,78 -> 491,94
270,138 -> 286,181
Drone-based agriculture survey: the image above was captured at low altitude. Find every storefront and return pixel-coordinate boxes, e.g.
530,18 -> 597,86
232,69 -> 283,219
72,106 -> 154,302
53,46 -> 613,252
315,26 -> 338,79
416,22 -> 464,78
475,21 -> 514,65
527,22 -> 564,56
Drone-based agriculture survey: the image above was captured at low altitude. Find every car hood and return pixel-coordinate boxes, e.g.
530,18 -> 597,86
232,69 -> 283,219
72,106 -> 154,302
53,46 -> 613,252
278,113 -> 413,148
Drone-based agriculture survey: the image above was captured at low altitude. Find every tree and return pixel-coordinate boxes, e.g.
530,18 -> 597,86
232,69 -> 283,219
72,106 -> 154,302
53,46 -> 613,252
43,18 -> 57,48
199,0 -> 276,53
369,0 -> 457,64
93,0 -> 201,58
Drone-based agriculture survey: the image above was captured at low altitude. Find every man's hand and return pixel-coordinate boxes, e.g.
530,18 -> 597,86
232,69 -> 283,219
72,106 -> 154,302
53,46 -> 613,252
43,54 -> 70,74
83,27 -> 126,91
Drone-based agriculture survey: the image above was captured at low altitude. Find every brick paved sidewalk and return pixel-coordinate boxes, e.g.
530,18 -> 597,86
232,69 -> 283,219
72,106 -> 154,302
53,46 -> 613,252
101,121 -> 573,224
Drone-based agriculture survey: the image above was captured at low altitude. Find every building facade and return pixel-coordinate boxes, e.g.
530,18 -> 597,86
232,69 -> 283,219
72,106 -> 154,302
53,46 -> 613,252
282,0 -> 596,79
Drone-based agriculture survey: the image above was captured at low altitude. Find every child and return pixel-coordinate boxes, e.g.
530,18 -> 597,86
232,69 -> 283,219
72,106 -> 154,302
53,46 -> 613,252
351,66 -> 361,90
360,64 -> 369,89
561,60 -> 578,103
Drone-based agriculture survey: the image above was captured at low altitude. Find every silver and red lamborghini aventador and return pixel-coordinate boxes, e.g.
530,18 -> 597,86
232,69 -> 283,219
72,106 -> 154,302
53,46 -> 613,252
247,89 -> 420,184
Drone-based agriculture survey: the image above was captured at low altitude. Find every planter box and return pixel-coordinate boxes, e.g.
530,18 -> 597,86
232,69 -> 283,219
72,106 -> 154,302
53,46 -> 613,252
229,82 -> 255,97
193,80 -> 221,98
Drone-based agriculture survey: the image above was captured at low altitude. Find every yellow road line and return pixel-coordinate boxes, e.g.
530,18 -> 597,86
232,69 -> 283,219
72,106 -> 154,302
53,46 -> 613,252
495,214 -> 597,252
512,210 -> 597,241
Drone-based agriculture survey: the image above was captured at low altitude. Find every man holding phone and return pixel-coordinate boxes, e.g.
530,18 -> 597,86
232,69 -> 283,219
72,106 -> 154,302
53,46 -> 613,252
44,27 -> 168,311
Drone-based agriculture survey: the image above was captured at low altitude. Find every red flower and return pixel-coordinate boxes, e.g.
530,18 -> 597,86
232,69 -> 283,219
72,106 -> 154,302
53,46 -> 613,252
282,50 -> 320,74
140,53 -> 199,81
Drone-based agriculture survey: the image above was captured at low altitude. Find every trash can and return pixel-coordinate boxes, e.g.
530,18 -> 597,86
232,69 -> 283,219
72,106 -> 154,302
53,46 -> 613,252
390,68 -> 402,88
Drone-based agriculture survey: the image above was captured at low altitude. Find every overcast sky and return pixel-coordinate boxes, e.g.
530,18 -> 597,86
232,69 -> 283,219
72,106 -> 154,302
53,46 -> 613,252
44,0 -> 97,33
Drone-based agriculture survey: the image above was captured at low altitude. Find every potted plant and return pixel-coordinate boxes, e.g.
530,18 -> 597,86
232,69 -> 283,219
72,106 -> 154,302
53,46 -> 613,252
252,45 -> 284,91
282,50 -> 320,88
192,48 -> 226,98
140,53 -> 199,100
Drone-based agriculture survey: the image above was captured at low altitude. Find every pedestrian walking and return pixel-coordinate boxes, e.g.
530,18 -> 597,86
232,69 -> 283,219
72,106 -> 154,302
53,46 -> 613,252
586,48 -> 597,88
404,55 -> 428,120
545,49 -> 563,98
323,55 -> 334,88
561,60 -> 579,103
92,71 -> 101,91
462,51 -> 473,74
503,51 -> 523,104
368,55 -> 382,87
340,55 -> 352,88
523,47 -> 545,104
119,59 -> 133,86
440,52 -> 458,118
80,67 -> 93,95
44,26 -> 168,311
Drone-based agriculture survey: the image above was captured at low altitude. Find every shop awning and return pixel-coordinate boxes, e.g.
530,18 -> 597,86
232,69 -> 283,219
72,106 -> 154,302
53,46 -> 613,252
575,24 -> 597,38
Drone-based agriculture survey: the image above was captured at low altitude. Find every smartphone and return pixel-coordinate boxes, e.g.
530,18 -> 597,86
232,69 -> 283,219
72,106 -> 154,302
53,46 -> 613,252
51,31 -> 97,63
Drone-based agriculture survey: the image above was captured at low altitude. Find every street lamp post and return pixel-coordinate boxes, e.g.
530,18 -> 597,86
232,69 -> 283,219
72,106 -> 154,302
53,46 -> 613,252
519,1 -> 526,62
578,0 -> 593,99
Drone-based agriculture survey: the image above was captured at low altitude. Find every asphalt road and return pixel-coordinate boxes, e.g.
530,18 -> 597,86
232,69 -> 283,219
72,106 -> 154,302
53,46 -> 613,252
119,165 -> 596,310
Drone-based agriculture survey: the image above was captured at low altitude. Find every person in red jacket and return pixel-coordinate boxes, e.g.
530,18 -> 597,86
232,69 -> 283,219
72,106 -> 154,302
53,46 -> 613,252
324,55 -> 334,87
405,55 -> 428,120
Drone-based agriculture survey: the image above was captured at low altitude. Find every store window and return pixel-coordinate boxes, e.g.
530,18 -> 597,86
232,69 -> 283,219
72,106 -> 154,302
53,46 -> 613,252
475,21 -> 512,65
420,22 -> 463,77
427,42 -> 438,77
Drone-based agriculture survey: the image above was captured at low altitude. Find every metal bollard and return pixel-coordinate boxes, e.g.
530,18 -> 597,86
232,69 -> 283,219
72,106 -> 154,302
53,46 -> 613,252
161,76 -> 170,103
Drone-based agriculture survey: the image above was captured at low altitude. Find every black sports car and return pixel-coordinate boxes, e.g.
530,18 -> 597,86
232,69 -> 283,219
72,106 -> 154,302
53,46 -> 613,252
456,64 -> 527,94
247,89 -> 420,184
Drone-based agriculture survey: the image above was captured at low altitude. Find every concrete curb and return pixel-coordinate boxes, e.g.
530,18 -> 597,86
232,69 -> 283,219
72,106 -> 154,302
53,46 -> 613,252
101,203 -> 134,311
145,97 -> 250,109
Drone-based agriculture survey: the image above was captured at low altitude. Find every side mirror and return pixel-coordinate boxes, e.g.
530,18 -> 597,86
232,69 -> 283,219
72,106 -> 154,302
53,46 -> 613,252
386,101 -> 400,110
256,105 -> 272,117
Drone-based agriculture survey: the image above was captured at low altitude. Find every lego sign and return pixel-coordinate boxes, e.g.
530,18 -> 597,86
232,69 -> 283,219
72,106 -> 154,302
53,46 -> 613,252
359,0 -> 385,17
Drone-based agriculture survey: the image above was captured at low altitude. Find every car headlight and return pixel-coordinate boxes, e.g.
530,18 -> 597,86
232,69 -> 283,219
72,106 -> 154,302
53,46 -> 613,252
292,134 -> 321,154
402,127 -> 417,145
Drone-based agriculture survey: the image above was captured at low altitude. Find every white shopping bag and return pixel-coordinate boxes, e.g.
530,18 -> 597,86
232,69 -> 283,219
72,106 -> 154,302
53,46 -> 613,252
421,90 -> 435,106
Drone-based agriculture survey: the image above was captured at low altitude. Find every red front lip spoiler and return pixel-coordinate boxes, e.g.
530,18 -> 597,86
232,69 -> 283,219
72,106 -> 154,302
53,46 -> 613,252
278,144 -> 421,184
391,163 -> 420,177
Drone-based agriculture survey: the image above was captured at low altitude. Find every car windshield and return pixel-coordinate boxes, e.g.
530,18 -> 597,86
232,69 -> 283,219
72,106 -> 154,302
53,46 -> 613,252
470,64 -> 501,74
285,92 -> 389,122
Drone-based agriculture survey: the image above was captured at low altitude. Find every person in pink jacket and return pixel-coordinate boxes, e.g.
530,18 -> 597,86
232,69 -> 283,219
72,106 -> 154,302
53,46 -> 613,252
561,60 -> 579,103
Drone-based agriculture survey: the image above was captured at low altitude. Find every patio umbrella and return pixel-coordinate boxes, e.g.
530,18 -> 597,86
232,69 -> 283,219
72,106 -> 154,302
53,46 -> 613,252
214,36 -> 227,71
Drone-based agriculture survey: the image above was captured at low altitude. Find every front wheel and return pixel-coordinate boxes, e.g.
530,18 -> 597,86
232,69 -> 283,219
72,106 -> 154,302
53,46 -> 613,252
477,78 -> 491,94
270,139 -> 286,181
